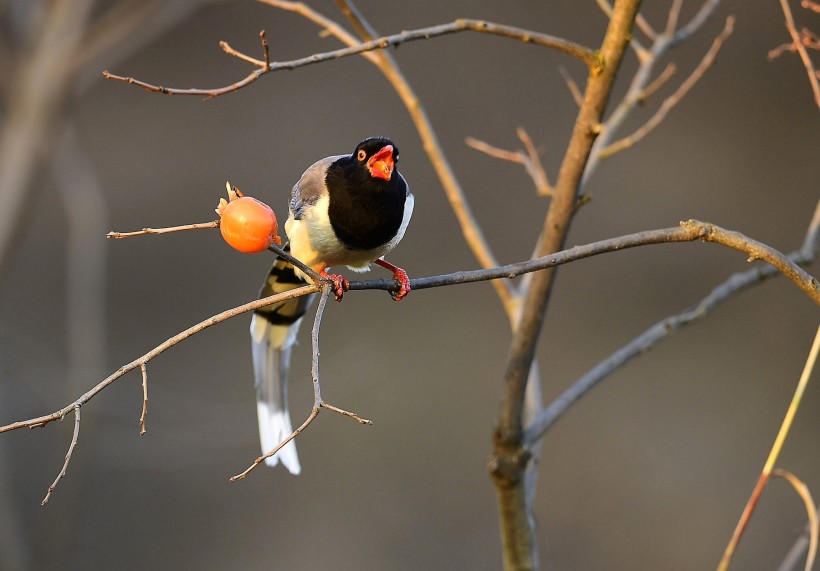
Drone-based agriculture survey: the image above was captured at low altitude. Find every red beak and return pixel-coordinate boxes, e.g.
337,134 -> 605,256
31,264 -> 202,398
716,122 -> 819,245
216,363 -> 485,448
366,145 -> 394,180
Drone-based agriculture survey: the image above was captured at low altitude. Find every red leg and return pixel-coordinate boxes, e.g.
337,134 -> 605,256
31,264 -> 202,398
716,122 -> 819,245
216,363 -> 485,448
375,259 -> 411,301
319,269 -> 349,301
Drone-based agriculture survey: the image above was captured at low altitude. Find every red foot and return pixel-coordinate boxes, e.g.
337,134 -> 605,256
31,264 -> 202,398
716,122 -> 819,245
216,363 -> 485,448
320,270 -> 349,301
375,259 -> 411,301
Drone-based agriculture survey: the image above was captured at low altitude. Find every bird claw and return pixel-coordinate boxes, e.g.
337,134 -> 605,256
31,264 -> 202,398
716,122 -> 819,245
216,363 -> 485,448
389,267 -> 411,301
320,271 -> 349,301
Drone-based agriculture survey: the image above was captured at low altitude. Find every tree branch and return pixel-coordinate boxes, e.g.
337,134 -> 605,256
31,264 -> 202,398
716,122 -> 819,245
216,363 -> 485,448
103,16 -> 598,98
776,0 -> 820,108
600,16 -> 735,159
3,219 -> 817,502
491,3 -> 641,567
525,201 -> 820,444
584,0 -> 725,183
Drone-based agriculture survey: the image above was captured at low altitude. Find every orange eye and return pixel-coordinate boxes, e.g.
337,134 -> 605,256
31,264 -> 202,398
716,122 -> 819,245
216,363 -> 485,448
357,149 -> 367,161
219,196 -> 281,253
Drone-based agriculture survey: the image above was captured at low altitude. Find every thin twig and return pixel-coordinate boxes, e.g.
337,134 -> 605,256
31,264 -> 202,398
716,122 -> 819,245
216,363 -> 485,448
260,29 -> 270,69
665,0 -> 685,38
106,220 -> 219,239
517,127 -> 552,196
640,62 -> 677,100
717,324 -> 820,571
229,407 -> 319,481
465,130 -> 552,196
139,363 -> 148,436
320,401 -> 372,424
776,0 -> 820,107
600,16 -> 734,159
672,0 -> 722,47
559,66 -> 584,107
803,0 -> 820,13
41,406 -> 81,505
584,0 -> 724,184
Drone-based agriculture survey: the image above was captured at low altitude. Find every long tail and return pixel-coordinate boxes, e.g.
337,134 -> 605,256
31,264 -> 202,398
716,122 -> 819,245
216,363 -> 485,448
250,249 -> 315,474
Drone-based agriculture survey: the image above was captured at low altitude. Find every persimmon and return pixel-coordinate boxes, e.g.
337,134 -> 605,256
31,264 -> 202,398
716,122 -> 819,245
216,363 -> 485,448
217,183 -> 281,253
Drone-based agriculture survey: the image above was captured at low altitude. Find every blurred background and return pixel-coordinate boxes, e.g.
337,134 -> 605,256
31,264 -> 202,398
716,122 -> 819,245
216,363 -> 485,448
0,1 -> 818,569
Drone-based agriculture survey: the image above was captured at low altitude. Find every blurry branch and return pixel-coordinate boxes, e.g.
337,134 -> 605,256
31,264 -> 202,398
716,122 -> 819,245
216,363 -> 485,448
52,126 -> 109,394
0,0 -> 95,280
779,508 -> 820,571
559,66 -> 585,106
771,470 -> 818,571
718,324 -> 820,571
599,16 -> 734,159
103,16 -> 598,98
4,219 -> 818,502
526,199 -> 820,443
769,28 -> 820,59
584,0 -> 725,183
770,0 -> 820,107
465,128 -> 553,197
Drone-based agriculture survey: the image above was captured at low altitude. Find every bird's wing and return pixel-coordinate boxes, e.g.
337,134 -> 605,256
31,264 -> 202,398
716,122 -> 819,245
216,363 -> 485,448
290,155 -> 344,220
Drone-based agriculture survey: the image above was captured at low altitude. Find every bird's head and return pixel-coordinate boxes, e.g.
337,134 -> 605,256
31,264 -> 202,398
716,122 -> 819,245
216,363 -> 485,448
353,137 -> 399,181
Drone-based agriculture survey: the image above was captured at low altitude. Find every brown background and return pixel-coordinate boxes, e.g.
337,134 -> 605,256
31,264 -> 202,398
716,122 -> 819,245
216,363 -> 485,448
1,1 -> 819,569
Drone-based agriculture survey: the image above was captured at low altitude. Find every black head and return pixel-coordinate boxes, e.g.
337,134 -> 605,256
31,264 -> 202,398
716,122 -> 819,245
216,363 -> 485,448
350,137 -> 400,182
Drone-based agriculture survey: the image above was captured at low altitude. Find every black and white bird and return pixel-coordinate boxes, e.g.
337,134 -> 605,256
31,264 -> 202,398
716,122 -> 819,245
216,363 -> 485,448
249,137 -> 413,474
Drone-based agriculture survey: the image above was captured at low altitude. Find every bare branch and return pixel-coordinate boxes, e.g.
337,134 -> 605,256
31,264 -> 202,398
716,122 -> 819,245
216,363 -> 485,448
600,16 -> 734,160
229,407 -> 319,482
41,407 -> 81,505
103,16 -> 598,98
639,62 -> 677,100
107,220 -> 219,239
803,0 -> 820,13
525,201 -> 820,443
517,128 -> 552,197
665,0 -> 685,38
584,0 -> 725,184
5,218 -> 818,500
775,0 -> 820,107
1,284 -> 319,436
672,0 -> 722,46
139,364 -> 148,436
558,66 -> 584,107
465,129 -> 552,196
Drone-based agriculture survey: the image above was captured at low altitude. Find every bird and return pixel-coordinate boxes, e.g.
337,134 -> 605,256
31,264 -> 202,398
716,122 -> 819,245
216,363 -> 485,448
249,137 -> 413,474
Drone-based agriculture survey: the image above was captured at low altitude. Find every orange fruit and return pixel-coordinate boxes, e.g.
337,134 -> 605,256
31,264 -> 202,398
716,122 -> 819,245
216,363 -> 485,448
219,196 -> 280,253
